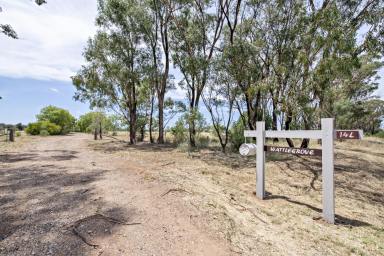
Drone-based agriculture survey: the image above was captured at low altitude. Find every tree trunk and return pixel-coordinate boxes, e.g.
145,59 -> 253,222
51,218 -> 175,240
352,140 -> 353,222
300,139 -> 310,148
272,98 -> 279,142
158,96 -> 165,143
300,119 -> 311,148
129,110 -> 137,144
99,122 -> 102,140
189,121 -> 196,148
285,110 -> 295,147
149,93 -> 154,143
94,128 -> 98,140
157,11 -> 170,144
221,143 -> 226,153
188,99 -> 197,148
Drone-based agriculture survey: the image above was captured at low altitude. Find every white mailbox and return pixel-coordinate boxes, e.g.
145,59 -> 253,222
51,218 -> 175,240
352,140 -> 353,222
239,143 -> 257,156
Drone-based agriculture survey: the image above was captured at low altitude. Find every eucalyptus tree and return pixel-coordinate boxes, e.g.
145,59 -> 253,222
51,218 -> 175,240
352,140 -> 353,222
73,0 -> 148,144
170,0 -> 226,147
221,0 -> 383,147
202,58 -> 236,152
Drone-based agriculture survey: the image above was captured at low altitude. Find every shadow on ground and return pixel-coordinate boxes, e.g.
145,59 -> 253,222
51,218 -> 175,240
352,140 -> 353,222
0,152 -> 133,256
0,150 -> 79,163
264,193 -> 371,227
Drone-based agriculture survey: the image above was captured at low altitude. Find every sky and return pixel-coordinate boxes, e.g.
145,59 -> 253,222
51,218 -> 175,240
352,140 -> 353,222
0,0 -> 383,125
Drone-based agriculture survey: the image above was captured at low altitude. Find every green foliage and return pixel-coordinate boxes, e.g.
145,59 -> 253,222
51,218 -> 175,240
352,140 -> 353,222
15,123 -> 24,131
76,112 -> 117,133
39,130 -> 50,136
15,131 -> 21,137
374,130 -> 384,139
25,121 -> 61,136
72,0 -> 384,145
230,118 -> 246,152
170,118 -> 187,144
336,99 -> 384,134
36,106 -> 75,134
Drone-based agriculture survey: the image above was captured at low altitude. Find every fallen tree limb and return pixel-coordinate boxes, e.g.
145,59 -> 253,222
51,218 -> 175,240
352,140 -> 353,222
160,161 -> 175,167
72,226 -> 99,248
70,213 -> 141,247
161,188 -> 189,197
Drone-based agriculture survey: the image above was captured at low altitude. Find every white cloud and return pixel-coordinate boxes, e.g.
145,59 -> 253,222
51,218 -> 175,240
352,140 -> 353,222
0,0 -> 97,81
49,87 -> 59,93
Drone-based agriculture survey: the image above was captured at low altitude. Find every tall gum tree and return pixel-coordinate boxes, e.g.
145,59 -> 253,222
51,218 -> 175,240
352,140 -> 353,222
170,0 -> 226,147
73,0 -> 147,144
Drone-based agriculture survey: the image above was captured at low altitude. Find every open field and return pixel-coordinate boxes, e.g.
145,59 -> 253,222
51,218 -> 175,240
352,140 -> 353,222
0,133 -> 383,255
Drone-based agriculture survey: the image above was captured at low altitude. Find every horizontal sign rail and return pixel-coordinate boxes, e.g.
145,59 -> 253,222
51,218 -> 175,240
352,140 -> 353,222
244,130 -> 321,139
245,130 -> 322,139
245,129 -> 363,140
265,130 -> 322,139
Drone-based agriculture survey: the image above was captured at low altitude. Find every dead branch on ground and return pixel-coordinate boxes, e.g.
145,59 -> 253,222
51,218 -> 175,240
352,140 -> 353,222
161,188 -> 189,197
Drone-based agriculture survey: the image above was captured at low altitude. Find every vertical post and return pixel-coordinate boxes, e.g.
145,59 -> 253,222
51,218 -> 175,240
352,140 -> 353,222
9,129 -> 14,142
321,118 -> 335,224
256,121 -> 265,199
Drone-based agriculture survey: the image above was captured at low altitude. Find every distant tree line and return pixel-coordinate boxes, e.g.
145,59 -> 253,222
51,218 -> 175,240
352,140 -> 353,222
24,106 -> 124,137
0,123 -> 25,131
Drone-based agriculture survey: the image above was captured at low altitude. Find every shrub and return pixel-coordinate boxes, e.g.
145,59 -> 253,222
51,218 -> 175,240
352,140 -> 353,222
16,131 -> 21,137
37,105 -> 75,134
25,121 -> 61,136
230,118 -> 246,151
42,121 -> 61,135
39,130 -> 49,136
25,122 -> 41,135
374,130 -> 384,139
171,118 -> 187,144
197,135 -> 210,148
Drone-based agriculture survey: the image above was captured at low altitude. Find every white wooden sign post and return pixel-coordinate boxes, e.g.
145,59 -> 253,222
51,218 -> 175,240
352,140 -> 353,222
241,118 -> 362,224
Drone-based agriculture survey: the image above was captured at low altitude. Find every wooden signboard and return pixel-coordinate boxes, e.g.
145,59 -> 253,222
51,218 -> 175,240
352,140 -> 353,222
336,130 -> 363,139
265,145 -> 322,156
241,119 -> 363,224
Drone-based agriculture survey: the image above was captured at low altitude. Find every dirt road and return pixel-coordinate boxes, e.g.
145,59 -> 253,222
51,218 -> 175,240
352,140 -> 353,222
0,134 -> 231,256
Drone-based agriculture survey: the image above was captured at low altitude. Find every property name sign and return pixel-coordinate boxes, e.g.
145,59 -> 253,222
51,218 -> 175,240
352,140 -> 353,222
265,145 -> 322,156
241,120 -> 363,224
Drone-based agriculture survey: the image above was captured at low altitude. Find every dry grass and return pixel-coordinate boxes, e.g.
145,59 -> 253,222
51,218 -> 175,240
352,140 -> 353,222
3,132 -> 383,255
90,134 -> 384,256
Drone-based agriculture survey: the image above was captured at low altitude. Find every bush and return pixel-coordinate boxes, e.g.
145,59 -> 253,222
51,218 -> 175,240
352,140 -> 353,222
171,118 -> 187,144
39,130 -> 49,136
16,131 -> 21,137
197,135 -> 210,148
230,118 -> 246,151
25,122 -> 41,135
37,105 -> 75,134
42,121 -> 61,135
25,121 -> 61,136
374,130 -> 384,138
